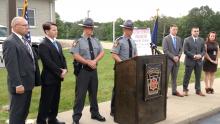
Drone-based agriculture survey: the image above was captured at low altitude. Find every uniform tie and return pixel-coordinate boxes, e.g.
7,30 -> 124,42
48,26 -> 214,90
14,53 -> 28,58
88,37 -> 95,60
128,39 -> 132,58
173,37 -> 177,49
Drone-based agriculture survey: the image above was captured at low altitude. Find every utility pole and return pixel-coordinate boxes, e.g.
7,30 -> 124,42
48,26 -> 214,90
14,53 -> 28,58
162,24 -> 166,38
113,21 -> 115,42
8,0 -> 17,34
87,10 -> 90,18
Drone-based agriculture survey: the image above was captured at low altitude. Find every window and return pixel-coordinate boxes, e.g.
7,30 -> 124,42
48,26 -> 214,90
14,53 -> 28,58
17,8 -> 36,27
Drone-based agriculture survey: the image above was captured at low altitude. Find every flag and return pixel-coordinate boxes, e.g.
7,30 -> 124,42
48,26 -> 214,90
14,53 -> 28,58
151,16 -> 158,46
22,0 -> 31,43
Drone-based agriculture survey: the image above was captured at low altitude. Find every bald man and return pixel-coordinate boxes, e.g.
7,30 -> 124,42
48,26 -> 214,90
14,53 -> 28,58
3,17 -> 40,124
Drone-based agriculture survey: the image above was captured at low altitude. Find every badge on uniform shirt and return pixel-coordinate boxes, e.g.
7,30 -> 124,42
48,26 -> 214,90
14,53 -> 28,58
213,51 -> 216,55
72,40 -> 79,47
113,40 -> 119,48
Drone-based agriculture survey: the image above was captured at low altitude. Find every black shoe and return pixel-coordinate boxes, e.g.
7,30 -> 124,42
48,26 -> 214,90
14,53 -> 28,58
72,120 -> 79,124
48,119 -> 65,124
91,114 -> 106,122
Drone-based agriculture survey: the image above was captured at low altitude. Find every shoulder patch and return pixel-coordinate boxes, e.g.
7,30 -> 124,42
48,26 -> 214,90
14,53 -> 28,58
113,40 -> 119,48
113,36 -> 122,48
115,36 -> 123,41
72,40 -> 79,47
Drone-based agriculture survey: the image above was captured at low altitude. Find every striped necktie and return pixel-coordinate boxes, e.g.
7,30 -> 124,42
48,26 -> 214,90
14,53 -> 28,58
22,37 -> 34,59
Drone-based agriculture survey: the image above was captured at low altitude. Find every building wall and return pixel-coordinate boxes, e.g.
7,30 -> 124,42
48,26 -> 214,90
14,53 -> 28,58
0,0 -> 55,36
0,0 -> 8,28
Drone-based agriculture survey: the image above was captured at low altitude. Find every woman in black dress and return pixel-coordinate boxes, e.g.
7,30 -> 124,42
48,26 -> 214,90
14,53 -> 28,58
203,31 -> 219,94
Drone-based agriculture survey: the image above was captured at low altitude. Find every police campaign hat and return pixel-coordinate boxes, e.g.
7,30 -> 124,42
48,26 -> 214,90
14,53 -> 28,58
120,20 -> 136,29
78,18 -> 98,28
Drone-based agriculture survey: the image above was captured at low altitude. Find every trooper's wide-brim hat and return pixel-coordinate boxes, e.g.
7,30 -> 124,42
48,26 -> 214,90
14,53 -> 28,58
120,20 -> 136,29
78,18 -> 98,28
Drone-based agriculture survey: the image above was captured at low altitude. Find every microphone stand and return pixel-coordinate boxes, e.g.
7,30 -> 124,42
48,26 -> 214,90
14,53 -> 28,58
150,43 -> 161,55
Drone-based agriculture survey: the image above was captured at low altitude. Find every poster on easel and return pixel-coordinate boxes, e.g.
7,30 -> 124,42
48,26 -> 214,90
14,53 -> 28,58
132,28 -> 152,56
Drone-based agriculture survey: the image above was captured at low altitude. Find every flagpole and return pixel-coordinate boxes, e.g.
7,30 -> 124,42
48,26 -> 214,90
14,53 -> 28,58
8,0 -> 16,34
151,8 -> 161,55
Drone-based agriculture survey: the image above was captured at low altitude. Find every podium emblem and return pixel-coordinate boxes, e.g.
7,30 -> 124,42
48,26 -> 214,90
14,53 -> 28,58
144,63 -> 162,101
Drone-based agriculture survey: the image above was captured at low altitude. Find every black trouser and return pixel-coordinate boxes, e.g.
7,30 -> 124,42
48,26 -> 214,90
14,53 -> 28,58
110,70 -> 116,114
37,83 -> 61,123
73,69 -> 99,121
9,91 -> 32,124
183,63 -> 202,93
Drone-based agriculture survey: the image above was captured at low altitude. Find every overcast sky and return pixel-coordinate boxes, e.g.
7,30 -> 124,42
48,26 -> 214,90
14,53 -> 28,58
55,0 -> 220,23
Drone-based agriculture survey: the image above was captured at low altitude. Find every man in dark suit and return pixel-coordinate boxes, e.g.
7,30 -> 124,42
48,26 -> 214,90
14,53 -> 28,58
182,26 -> 205,96
162,24 -> 183,97
3,17 -> 40,124
36,22 -> 67,124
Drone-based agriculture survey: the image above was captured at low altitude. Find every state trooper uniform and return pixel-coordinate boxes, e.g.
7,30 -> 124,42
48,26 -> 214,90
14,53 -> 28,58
70,18 -> 105,124
110,20 -> 137,116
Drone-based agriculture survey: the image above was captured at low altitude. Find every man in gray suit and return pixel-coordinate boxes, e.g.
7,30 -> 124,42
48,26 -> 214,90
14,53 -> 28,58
182,26 -> 205,96
162,24 -> 183,97
3,17 -> 40,124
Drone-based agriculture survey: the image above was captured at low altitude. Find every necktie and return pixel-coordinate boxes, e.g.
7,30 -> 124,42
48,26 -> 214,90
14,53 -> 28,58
87,37 -> 95,60
128,39 -> 132,58
194,38 -> 198,54
173,37 -> 177,49
53,41 -> 59,52
22,37 -> 34,59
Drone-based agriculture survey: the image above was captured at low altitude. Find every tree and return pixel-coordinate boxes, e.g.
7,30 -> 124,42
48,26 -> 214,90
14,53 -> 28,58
178,6 -> 216,40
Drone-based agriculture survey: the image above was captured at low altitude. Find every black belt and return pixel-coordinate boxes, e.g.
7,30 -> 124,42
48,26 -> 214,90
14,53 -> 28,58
82,65 -> 96,71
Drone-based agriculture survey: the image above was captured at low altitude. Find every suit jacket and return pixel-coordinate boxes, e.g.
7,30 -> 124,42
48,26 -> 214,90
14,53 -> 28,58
39,37 -> 67,86
3,33 -> 40,93
183,36 -> 205,66
162,34 -> 182,66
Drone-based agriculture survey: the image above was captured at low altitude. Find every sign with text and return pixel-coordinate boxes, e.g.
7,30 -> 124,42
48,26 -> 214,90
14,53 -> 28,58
132,28 -> 152,56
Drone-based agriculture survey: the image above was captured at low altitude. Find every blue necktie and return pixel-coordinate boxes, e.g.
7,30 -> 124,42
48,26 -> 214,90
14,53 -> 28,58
173,37 -> 176,49
53,41 -> 59,52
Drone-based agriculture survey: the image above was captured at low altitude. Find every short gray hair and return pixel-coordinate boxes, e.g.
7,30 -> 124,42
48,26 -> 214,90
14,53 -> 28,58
11,16 -> 26,28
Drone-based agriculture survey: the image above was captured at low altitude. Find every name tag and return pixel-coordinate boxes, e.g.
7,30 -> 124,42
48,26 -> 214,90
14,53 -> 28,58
213,51 -> 216,55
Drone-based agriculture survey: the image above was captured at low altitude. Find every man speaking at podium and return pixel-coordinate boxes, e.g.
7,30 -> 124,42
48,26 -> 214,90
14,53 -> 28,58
110,20 -> 137,116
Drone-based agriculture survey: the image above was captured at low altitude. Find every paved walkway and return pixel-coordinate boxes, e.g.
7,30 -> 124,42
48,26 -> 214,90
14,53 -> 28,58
57,78 -> 220,124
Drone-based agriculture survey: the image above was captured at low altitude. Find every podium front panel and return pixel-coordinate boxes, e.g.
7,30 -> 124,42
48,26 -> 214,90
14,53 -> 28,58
114,55 -> 167,124
136,55 -> 167,124
115,59 -> 137,124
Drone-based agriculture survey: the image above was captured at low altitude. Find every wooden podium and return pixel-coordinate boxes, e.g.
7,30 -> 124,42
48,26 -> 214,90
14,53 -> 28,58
114,54 -> 167,124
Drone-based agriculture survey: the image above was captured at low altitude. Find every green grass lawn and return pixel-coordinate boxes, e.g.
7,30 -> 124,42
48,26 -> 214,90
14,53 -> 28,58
0,49 -> 220,121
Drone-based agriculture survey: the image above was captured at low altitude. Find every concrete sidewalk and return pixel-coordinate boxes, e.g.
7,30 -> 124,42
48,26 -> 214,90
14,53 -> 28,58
57,78 -> 220,124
